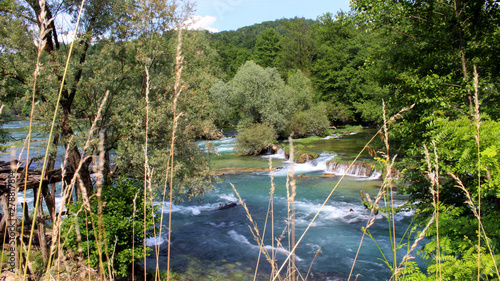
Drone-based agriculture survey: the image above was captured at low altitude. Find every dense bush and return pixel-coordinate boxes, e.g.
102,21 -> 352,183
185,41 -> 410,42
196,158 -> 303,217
286,104 -> 330,138
62,177 -> 158,277
210,61 -> 315,135
235,123 -> 277,155
326,101 -> 355,124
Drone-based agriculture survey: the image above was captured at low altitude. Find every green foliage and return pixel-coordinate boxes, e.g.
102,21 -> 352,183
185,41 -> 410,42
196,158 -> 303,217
286,104 -> 329,138
351,0 -> 500,145
348,1 -> 500,276
211,41 -> 251,80
398,117 -> 500,280
279,17 -> 316,75
62,177 -> 158,276
210,61 -> 322,138
210,61 -> 296,134
235,123 -> 277,156
253,28 -> 282,68
286,69 -> 314,111
325,102 -> 354,124
396,261 -> 428,280
210,18 -> 313,50
311,12 -> 388,124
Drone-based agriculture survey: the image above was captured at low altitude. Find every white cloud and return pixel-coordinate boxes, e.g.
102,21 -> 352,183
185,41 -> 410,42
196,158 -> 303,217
184,15 -> 219,33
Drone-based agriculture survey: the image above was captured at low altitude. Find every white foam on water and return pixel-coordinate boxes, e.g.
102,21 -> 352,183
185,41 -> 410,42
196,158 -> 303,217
208,221 -> 235,228
354,170 -> 382,181
367,170 -> 382,180
218,193 -> 237,202
294,200 -> 385,225
322,135 -> 340,140
228,230 -> 303,262
197,137 -> 236,153
272,154 -> 336,176
146,236 -> 166,247
262,148 -> 287,160
158,201 -> 237,216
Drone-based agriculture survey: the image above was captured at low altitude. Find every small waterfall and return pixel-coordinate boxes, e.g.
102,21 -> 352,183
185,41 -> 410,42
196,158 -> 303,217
272,154 -> 336,176
367,170 -> 382,180
262,148 -> 287,160
276,148 -> 286,159
326,161 -> 376,178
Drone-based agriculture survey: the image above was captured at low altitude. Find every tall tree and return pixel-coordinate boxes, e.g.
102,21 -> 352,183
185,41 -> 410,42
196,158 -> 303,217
311,12 -> 388,123
352,0 -> 500,124
279,17 -> 316,76
0,0 -> 219,216
351,1 -> 500,278
253,28 -> 282,68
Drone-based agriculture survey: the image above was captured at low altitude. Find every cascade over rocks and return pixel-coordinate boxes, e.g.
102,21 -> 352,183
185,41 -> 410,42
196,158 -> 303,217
326,160 -> 375,177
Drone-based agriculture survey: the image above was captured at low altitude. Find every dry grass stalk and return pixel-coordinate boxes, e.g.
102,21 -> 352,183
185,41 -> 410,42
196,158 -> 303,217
143,64 -> 151,281
423,142 -> 441,278
230,184 -> 276,270
288,137 -> 297,280
391,214 -> 435,280
131,190 -> 140,281
23,0 -> 88,279
348,103 -> 414,281
447,172 -> 500,278
382,100 -> 398,278
45,90 -> 109,276
305,249 -> 322,281
252,158 -> 277,281
270,158 -> 277,278
165,21 -> 186,281
472,65 -> 482,280
17,0 -> 51,276
95,132 -> 111,279
18,0 -> 54,273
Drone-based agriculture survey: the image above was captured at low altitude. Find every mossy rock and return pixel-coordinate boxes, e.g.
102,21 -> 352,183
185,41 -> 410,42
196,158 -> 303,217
295,152 -> 319,163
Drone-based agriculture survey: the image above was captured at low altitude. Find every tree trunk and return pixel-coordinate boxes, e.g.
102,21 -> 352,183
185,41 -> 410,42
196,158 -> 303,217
67,145 -> 94,198
35,187 -> 49,266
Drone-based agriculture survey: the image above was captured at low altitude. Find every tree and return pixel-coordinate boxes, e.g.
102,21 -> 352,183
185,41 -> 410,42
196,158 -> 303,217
211,40 -> 251,80
235,123 -> 277,156
286,69 -> 314,112
0,0 -> 219,273
253,28 -> 282,68
351,0 -> 500,278
311,12 -> 388,124
286,103 -> 330,138
351,0 -> 500,131
279,17 -> 316,76
210,61 -> 327,139
211,61 -> 296,134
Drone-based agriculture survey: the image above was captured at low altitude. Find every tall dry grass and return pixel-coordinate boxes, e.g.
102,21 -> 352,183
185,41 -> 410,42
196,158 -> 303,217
0,0 -> 188,280
229,103 -> 425,281
3,0 -> 498,279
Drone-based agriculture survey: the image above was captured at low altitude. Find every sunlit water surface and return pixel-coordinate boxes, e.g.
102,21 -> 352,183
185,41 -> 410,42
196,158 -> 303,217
1,122 -> 419,280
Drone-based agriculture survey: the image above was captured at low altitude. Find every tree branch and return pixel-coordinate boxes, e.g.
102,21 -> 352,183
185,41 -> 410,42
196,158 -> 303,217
0,7 -> 38,24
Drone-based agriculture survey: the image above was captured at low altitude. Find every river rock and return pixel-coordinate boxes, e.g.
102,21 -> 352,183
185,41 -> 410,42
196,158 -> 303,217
295,153 -> 319,163
216,201 -> 238,210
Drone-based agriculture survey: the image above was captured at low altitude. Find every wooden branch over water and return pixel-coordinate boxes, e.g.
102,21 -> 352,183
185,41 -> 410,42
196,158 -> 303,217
0,161 -> 73,193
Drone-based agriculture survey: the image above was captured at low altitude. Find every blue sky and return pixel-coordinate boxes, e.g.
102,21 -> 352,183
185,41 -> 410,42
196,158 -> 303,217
188,0 -> 351,32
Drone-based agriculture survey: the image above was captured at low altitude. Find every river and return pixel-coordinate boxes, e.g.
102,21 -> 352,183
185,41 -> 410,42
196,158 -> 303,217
1,122 -> 419,280
145,131 -> 417,280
